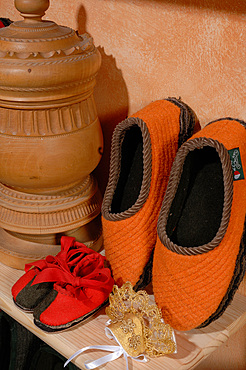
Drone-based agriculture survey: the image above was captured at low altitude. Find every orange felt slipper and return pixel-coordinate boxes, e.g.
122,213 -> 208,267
101,98 -> 199,289
152,118 -> 246,331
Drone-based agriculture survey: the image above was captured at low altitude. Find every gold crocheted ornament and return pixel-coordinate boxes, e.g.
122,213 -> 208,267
105,282 -> 176,357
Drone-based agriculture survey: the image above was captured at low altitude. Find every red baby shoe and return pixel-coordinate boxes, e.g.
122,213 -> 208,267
11,236 -> 98,312
33,250 -> 114,332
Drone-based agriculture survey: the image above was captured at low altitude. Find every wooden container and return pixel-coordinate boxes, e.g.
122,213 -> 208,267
0,0 -> 103,269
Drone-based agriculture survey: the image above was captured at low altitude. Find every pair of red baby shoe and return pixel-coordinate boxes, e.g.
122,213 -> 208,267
101,98 -> 246,331
11,236 -> 114,332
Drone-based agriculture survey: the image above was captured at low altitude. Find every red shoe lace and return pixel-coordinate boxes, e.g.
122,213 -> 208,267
26,236 -> 114,301
54,253 -> 114,301
25,236 -> 99,280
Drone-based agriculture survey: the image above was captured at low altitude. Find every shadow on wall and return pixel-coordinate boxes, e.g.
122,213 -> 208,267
93,47 -> 129,194
113,0 -> 246,14
77,5 -> 129,195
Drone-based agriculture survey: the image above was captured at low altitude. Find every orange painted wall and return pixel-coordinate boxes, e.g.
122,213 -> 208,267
1,0 -> 245,192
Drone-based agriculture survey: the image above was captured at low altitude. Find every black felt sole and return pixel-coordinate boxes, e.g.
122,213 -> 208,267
133,250 -> 154,292
13,298 -> 36,313
33,299 -> 109,333
198,216 -> 246,328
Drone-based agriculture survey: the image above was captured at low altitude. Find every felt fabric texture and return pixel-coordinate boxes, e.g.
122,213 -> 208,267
102,98 -> 198,289
11,236 -> 76,311
12,236 -> 114,332
33,251 -> 114,332
152,118 -> 246,331
111,125 -> 144,213
12,269 -> 53,312
166,146 -> 224,247
33,286 -> 109,332
11,236 -> 100,312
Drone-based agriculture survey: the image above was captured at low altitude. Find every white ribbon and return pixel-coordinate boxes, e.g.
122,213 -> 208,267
64,326 -> 148,370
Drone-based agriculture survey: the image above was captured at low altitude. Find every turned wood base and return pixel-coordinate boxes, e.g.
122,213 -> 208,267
0,175 -> 103,269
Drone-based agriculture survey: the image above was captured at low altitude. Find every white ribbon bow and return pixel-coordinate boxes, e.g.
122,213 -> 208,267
64,326 -> 148,370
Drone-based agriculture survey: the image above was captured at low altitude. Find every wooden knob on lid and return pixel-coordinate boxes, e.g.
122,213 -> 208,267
15,0 -> 50,21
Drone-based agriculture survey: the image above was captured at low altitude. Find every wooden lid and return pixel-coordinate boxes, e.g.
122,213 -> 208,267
0,0 -> 101,103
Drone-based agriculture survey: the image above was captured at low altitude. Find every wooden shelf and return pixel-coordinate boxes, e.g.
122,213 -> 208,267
0,261 -> 246,370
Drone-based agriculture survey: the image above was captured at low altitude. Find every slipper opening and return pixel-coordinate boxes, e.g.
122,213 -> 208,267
166,146 -> 224,247
111,125 -> 144,213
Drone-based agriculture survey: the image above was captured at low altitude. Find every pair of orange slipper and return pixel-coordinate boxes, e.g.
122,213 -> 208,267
102,98 -> 246,331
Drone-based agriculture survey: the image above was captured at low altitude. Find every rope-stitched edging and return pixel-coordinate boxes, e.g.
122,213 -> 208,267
157,136 -> 234,255
166,97 -> 198,147
198,219 -> 246,327
102,117 -> 152,221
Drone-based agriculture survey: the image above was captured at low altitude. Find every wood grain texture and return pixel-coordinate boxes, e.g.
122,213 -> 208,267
238,275 -> 246,296
0,0 -> 104,267
196,323 -> 246,369
0,261 -> 246,370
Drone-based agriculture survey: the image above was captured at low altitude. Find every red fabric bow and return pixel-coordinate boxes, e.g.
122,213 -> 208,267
25,236 -> 114,304
32,253 -> 113,302
25,236 -> 103,285
25,236 -> 76,272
